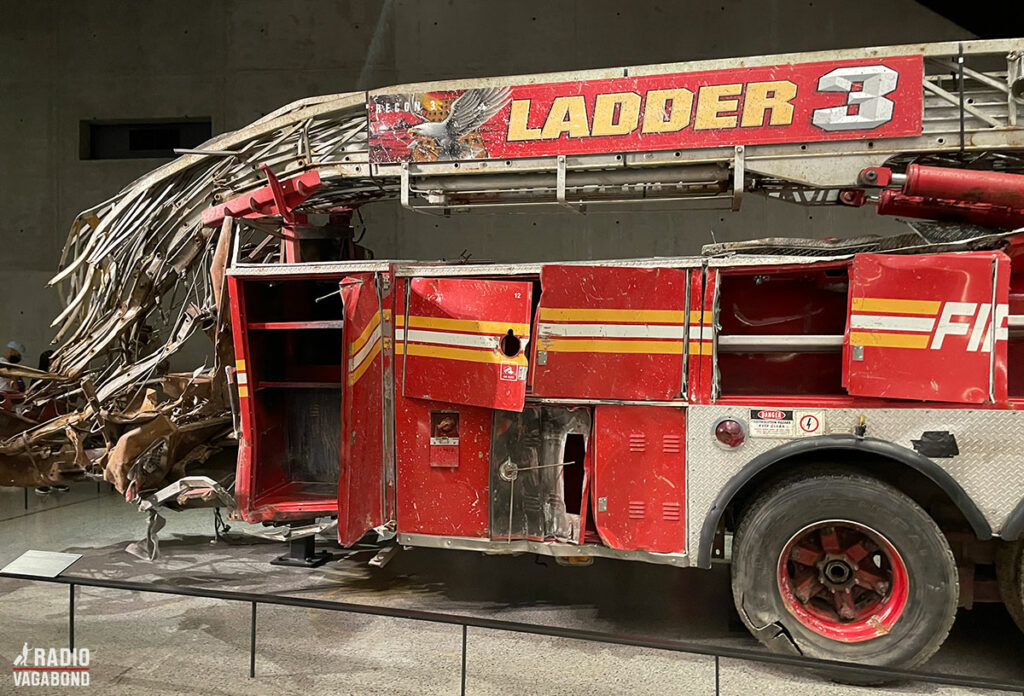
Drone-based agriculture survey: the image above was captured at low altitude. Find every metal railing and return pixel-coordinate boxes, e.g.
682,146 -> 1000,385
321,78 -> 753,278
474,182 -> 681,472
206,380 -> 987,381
2,571 -> 1022,694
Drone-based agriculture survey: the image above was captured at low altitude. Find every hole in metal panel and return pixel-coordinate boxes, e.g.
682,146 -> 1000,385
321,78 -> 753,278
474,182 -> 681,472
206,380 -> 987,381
499,330 -> 521,357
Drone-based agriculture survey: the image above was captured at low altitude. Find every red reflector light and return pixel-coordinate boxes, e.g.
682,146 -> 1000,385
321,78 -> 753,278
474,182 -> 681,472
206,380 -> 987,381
715,419 -> 746,449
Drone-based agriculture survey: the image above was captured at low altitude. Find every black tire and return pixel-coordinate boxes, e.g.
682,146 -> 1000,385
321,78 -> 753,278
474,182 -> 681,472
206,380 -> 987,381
996,539 -> 1024,634
731,472 -> 958,676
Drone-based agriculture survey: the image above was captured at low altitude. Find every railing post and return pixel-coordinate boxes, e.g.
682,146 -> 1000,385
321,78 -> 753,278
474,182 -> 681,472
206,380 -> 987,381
461,624 -> 467,696
249,601 -> 257,678
715,654 -> 719,696
68,583 -> 75,651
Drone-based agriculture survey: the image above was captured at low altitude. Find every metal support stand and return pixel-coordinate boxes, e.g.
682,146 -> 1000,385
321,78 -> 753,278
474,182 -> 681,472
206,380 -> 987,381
270,535 -> 334,568
23,488 -> 28,510
731,146 -> 744,212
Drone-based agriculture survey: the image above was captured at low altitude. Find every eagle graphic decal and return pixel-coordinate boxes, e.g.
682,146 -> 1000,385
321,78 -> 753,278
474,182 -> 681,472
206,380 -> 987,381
368,87 -> 512,163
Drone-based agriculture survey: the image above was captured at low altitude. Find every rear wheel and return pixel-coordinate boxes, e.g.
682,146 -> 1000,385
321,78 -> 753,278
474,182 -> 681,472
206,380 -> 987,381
996,539 -> 1024,633
731,472 -> 958,675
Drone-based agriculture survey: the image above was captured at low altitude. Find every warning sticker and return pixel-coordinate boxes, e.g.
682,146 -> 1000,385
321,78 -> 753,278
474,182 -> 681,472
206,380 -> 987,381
749,409 -> 826,438
749,409 -> 794,438
795,411 -> 823,436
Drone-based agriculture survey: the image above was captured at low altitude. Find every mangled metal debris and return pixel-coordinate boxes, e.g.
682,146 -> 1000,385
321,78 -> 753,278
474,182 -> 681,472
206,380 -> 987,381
0,92 -> 378,500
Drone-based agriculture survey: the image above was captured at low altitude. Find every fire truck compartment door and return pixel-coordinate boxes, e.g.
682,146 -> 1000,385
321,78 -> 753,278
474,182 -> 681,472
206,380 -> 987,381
532,265 -> 690,400
400,277 -> 533,411
592,405 -> 686,554
339,274 -> 386,546
844,251 -> 1009,403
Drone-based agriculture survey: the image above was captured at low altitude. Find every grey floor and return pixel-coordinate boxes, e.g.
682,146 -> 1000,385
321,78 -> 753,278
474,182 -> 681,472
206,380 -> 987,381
0,484 -> 1021,695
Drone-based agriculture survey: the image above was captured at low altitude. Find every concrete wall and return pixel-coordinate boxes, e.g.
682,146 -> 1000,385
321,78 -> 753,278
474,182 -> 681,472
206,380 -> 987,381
0,0 -> 972,361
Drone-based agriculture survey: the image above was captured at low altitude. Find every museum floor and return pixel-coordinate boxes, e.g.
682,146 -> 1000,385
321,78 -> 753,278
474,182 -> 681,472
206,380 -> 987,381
0,484 -> 1020,695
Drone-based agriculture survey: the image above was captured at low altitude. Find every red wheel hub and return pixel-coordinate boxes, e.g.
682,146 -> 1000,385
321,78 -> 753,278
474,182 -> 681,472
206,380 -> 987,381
777,520 -> 909,643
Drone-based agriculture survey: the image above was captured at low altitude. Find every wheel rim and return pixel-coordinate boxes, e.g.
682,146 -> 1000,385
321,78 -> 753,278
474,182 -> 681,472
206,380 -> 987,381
776,520 -> 910,643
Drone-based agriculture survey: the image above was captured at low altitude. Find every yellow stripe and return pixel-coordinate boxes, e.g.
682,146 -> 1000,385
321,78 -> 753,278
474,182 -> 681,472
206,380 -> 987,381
688,341 -> 713,355
539,339 -> 684,355
348,341 -> 382,385
397,343 -> 527,366
539,307 -> 686,323
349,312 -> 381,356
689,310 -> 705,324
396,313 -> 404,327
237,385 -> 249,398
383,309 -> 392,321
235,359 -> 246,371
849,331 -> 930,349
403,315 -> 529,335
851,297 -> 940,315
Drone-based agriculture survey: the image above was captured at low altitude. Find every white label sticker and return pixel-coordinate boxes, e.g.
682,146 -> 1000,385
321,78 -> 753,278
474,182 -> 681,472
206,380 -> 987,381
748,409 -> 795,438
795,411 -> 825,437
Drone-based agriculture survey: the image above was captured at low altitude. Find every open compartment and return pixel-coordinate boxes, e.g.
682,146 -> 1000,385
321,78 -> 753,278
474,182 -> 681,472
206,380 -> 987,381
248,386 -> 341,512
235,275 -> 346,520
716,264 -> 849,396
242,277 -> 345,326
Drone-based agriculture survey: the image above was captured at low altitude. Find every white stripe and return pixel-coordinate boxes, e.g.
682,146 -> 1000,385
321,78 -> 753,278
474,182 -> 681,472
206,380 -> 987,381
850,314 -> 935,332
688,326 -> 703,340
236,372 -> 248,385
348,325 -> 382,371
538,323 -> 686,339
397,328 -> 498,350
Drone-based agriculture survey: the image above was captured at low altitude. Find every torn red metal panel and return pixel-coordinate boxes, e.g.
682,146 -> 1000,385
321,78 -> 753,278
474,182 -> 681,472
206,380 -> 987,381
694,268 -> 718,404
687,268 -> 707,403
368,56 -> 923,164
338,274 -> 387,546
844,251 -> 1010,404
592,405 -> 686,554
400,277 -> 533,411
226,275 -> 258,520
532,265 -> 689,400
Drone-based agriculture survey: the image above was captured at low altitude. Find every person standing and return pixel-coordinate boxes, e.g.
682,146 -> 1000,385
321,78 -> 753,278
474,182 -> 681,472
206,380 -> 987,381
0,340 -> 26,393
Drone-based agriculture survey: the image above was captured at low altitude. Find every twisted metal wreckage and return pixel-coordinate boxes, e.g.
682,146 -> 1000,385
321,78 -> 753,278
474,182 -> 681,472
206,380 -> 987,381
0,92 -> 382,495
1,38 -> 1023,525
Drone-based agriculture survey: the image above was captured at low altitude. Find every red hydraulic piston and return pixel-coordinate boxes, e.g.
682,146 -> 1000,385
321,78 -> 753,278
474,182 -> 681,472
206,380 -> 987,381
902,164 -> 1024,209
876,189 -> 1024,230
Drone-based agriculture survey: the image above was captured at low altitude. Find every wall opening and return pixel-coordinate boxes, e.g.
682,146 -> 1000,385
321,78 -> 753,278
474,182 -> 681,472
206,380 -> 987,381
81,119 -> 212,160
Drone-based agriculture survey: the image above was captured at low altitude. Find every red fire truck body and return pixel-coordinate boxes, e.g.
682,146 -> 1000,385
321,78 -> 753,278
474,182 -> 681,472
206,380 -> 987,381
227,240 -> 1024,558
206,37 -> 1024,670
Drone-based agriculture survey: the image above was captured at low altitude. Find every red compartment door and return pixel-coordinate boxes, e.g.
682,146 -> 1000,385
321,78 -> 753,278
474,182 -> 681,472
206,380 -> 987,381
339,274 -> 386,546
844,252 -> 1009,403
399,277 -> 533,411
532,265 -> 690,400
592,405 -> 686,553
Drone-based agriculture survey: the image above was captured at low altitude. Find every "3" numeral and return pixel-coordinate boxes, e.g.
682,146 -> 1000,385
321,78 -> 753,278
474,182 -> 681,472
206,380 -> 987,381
811,65 -> 898,132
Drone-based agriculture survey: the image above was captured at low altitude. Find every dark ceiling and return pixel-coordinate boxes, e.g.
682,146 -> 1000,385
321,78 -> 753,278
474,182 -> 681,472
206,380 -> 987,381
917,2 -> 1024,39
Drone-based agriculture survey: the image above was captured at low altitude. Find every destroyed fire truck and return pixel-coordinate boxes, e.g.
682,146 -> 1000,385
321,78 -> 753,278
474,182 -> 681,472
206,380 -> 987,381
4,38 -> 1024,672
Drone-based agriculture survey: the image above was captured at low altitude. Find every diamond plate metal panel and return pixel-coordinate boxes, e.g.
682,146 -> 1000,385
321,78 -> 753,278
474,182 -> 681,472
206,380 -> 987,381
686,405 -> 1024,558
